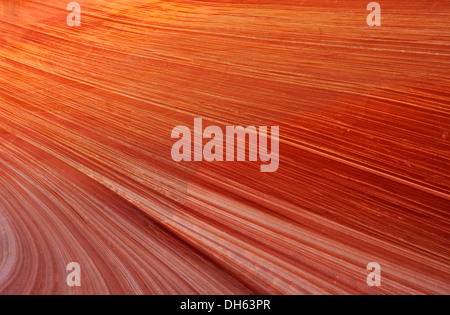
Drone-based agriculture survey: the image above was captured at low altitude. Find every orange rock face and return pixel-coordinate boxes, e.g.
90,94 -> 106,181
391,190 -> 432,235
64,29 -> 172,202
0,0 -> 449,294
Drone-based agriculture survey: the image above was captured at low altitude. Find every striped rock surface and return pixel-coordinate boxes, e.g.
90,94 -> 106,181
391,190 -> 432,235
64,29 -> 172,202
0,0 -> 449,294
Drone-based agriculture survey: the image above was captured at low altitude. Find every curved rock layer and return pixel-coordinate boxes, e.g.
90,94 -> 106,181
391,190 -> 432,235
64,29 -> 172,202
0,0 -> 449,294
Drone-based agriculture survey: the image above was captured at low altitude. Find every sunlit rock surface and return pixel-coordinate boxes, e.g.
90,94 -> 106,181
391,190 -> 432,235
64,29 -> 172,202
0,0 -> 449,294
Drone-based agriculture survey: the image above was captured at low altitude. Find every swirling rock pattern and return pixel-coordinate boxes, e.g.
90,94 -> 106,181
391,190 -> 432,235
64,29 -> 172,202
0,0 -> 449,294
